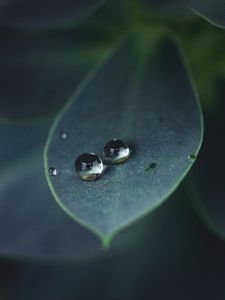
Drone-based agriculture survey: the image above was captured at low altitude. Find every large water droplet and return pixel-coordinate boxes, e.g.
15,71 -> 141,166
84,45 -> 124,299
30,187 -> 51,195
103,138 -> 130,164
75,153 -> 103,181
48,167 -> 57,176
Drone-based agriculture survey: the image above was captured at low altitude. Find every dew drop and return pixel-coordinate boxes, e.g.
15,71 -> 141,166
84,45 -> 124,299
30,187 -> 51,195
48,167 -> 57,176
75,153 -> 103,181
60,132 -> 68,140
188,154 -> 196,161
145,162 -> 157,171
103,138 -> 130,164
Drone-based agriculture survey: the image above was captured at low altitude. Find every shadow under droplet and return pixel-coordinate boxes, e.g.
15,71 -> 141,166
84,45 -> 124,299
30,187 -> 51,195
102,164 -> 111,175
126,140 -> 138,159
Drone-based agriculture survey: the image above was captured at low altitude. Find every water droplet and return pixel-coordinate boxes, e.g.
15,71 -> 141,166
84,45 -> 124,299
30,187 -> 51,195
103,138 -> 130,164
188,154 -> 196,161
48,167 -> 57,176
145,162 -> 157,171
60,132 -> 67,140
75,153 -> 103,181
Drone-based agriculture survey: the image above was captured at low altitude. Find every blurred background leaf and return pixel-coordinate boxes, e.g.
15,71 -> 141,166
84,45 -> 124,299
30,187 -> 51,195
0,151 -> 102,261
0,120 -> 50,169
0,0 -> 105,28
174,18 -> 225,113
0,117 -> 101,260
187,81 -> 225,241
189,0 -> 225,29
0,1 -> 126,121
140,0 -> 225,29
2,190 -> 225,298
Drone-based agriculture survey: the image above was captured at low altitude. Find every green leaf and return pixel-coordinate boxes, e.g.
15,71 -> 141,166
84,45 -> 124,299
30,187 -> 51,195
187,87 -> 225,240
0,121 -> 102,260
0,1 -> 125,122
189,0 -> 225,29
0,0 -> 104,28
141,0 -> 189,13
0,121 -> 49,170
0,152 -> 102,261
141,0 -> 225,28
0,27 -> 103,121
5,192 -> 225,299
44,34 -> 203,244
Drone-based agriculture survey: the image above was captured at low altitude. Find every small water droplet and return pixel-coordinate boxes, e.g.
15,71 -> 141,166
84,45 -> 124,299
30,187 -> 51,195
75,153 -> 103,181
188,154 -> 196,161
48,167 -> 57,176
103,138 -> 130,164
60,132 -> 68,140
145,162 -> 157,171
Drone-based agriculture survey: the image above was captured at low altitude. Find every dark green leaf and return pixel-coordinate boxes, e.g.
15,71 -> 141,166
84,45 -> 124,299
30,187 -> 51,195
141,0 -> 189,13
0,1 -> 125,121
45,35 -> 203,243
0,121 -> 49,170
0,121 -> 103,260
188,84 -> 225,239
189,0 -> 225,29
142,0 -> 225,28
0,28 -> 100,121
4,193 -> 225,299
0,0 -> 104,28
0,152 -> 102,261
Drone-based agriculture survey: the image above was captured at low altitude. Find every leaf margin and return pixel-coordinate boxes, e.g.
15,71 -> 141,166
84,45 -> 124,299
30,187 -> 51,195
44,32 -> 204,247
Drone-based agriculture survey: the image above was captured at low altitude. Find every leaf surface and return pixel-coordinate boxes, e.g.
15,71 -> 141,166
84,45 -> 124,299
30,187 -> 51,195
0,1 -> 124,121
45,35 -> 203,242
0,0 -> 104,28
189,0 -> 225,29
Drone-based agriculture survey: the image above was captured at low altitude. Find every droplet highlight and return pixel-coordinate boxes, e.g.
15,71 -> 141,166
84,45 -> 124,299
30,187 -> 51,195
48,167 -> 57,176
75,153 -> 103,181
60,132 -> 68,140
188,154 -> 196,161
103,138 -> 130,164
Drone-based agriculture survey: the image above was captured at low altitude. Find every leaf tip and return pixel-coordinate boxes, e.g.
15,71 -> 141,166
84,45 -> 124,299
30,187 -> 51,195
101,235 -> 113,250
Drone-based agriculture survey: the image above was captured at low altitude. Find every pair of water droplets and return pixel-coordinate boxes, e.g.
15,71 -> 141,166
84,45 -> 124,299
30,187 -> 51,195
48,132 -> 196,179
48,134 -> 130,180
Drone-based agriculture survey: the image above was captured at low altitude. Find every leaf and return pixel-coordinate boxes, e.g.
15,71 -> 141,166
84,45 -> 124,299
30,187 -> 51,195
0,1 -> 125,121
141,0 -> 190,13
44,34 -> 203,244
187,83 -> 225,239
0,120 -> 102,260
141,0 -> 225,28
0,119 -> 137,260
0,0 -> 104,28
0,152 -> 102,261
0,121 -> 49,170
0,28 -> 100,121
189,0 -> 225,29
4,192 -> 225,299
